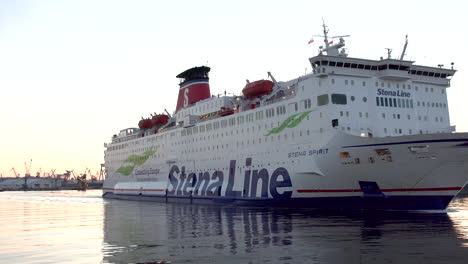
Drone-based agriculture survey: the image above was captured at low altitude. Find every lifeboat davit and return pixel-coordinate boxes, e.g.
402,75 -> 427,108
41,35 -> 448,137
242,80 -> 274,99
138,118 -> 153,129
151,114 -> 169,126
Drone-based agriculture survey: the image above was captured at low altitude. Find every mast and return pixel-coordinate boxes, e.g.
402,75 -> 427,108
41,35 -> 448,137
322,19 -> 330,49
400,34 -> 408,60
317,20 -> 349,56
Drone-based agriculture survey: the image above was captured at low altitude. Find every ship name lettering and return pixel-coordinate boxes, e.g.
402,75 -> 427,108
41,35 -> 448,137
167,158 -> 292,200
377,88 -> 411,97
288,148 -> 329,158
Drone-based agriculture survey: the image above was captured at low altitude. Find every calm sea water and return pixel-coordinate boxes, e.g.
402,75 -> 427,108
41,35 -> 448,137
0,190 -> 467,264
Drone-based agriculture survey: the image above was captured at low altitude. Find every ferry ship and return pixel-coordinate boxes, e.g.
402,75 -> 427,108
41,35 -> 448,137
103,24 -> 468,211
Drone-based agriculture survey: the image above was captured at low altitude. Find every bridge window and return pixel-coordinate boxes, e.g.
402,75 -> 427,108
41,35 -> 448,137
317,94 -> 329,106
378,65 -> 388,70
331,94 -> 347,105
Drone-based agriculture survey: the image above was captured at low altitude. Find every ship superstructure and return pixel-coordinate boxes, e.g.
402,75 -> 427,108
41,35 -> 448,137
103,24 -> 468,210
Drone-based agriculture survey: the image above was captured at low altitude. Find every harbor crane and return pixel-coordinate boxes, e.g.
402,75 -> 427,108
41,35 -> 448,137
24,159 -> 32,177
10,167 -> 20,177
99,163 -> 107,181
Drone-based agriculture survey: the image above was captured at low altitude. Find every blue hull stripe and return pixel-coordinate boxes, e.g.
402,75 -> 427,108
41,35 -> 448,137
103,193 -> 455,211
342,138 -> 468,149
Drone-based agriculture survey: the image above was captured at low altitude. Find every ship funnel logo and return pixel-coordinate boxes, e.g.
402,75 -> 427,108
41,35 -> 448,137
176,66 -> 211,112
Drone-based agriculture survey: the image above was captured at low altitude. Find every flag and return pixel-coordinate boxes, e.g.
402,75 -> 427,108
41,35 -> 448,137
329,40 -> 334,44
308,38 -> 314,44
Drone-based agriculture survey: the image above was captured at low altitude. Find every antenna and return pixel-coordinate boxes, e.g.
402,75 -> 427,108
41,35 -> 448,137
400,34 -> 408,60
322,18 -> 330,49
385,48 -> 392,59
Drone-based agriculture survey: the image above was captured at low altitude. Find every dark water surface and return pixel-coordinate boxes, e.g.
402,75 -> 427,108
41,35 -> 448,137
0,190 -> 467,263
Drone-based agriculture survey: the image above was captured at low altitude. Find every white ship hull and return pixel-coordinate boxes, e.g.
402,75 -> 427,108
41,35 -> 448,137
103,131 -> 468,210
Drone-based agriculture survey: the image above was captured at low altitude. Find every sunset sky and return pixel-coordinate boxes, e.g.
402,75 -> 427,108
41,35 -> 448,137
1,0 -> 467,177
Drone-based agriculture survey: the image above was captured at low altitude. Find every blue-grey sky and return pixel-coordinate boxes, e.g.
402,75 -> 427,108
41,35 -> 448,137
1,0 -> 467,177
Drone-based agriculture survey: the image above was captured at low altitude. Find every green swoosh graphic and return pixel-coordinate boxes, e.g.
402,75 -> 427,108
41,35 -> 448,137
265,110 -> 313,136
116,148 -> 157,176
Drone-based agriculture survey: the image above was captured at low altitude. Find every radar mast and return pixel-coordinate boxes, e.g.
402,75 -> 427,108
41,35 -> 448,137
315,20 -> 350,57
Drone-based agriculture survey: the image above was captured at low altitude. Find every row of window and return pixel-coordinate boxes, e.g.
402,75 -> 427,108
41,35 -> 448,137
417,116 -> 445,122
330,78 -> 446,95
313,60 -> 451,79
416,101 -> 447,108
107,143 -> 128,151
180,129 -> 322,155
339,111 -> 369,118
376,96 -> 447,110
317,94 -> 348,106
376,97 -> 414,108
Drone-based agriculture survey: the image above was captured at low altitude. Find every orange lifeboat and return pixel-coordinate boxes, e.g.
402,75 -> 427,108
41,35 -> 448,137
138,118 -> 153,129
152,114 -> 169,126
242,80 -> 274,99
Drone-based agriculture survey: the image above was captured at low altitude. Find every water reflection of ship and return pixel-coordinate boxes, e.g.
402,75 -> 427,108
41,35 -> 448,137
102,201 -> 467,263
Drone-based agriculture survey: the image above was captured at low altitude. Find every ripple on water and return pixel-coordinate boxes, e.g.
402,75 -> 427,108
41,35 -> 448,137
0,191 -> 467,264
